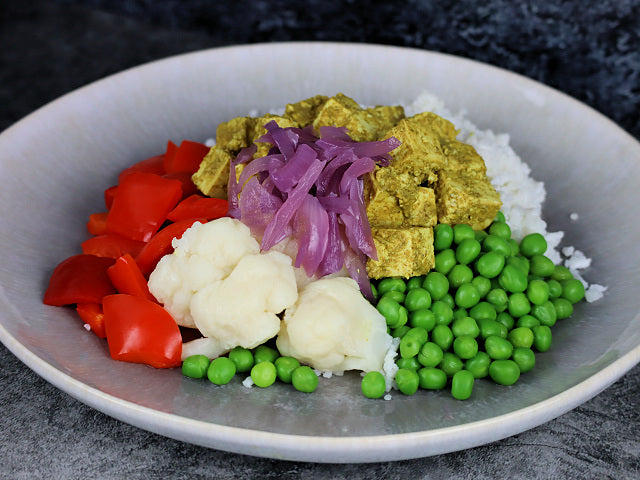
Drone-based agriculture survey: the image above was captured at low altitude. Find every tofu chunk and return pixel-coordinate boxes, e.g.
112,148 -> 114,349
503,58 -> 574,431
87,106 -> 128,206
284,95 -> 329,126
192,145 -> 234,199
366,227 -> 435,279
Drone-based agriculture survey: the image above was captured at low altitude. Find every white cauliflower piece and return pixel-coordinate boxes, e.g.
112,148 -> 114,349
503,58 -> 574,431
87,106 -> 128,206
276,277 -> 393,373
148,217 -> 298,351
191,250 -> 298,349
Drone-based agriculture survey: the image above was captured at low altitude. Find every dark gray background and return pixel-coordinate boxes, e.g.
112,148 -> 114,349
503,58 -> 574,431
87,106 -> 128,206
1,1 -> 638,478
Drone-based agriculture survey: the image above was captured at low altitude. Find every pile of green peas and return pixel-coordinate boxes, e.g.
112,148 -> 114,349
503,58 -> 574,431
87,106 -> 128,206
181,343 -> 319,393
369,212 -> 585,400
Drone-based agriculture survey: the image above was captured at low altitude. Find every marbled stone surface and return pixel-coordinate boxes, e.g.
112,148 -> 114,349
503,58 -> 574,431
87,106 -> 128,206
1,1 -> 638,478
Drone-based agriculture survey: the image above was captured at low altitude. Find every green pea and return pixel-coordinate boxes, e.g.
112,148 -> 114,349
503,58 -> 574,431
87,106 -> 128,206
253,345 -> 279,364
511,347 -> 536,373
406,276 -> 424,290
519,233 -> 547,257
506,255 -> 530,276
489,359 -> 520,386
409,308 -> 436,331
455,283 -> 480,309
434,223 -> 454,251
291,365 -> 319,393
453,307 -> 469,321
381,290 -> 405,303
207,357 -> 237,385
477,318 -> 507,339
475,230 -> 488,243
499,264 -> 528,293
471,276 -> 492,298
508,292 -> 531,317
432,301 -> 454,326
475,251 -> 506,279
547,279 -> 563,299
451,370 -> 475,400
441,293 -> 456,309
488,221 -> 511,240
531,300 -> 557,327
392,325 -> 411,338
228,347 -> 254,373
508,327 -> 534,349
453,336 -> 479,360
527,279 -> 550,305
453,224 -> 475,244
486,288 -> 508,309
418,367 -> 448,390
456,238 -> 482,264
361,371 -> 386,399
418,341 -> 444,368
529,255 -> 555,277
400,331 -> 426,358
507,238 -> 520,256
484,335 -> 514,360
376,296 -> 403,327
516,314 -> 540,328
483,235 -> 512,257
561,279 -> 585,304
370,282 -> 379,301
404,287 -> 432,311
274,356 -> 300,384
451,316 -> 480,338
439,352 -> 464,377
182,354 -> 210,379
551,265 -> 573,282
552,298 -> 574,319
496,312 -> 515,330
494,211 -> 506,223
469,301 -> 497,322
250,360 -> 277,388
422,271 -> 450,300
532,325 -> 553,352
396,356 -> 421,371
431,325 -> 454,351
395,368 -> 420,395
448,264 -> 474,289
435,249 -> 457,275
377,277 -> 407,296
465,351 -> 491,378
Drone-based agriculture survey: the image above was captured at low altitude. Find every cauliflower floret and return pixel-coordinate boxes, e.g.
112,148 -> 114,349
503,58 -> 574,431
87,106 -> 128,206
276,277 -> 392,372
148,217 -> 298,351
191,250 -> 298,349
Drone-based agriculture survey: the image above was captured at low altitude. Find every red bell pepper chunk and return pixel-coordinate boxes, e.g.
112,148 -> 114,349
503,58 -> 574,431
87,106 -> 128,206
76,303 -> 107,338
104,185 -> 118,210
106,172 -> 183,242
107,254 -> 156,302
167,194 -> 228,222
87,212 -> 109,236
163,171 -> 200,199
103,294 -> 182,368
43,254 -> 116,306
118,154 -> 166,183
163,140 -> 209,174
135,218 -> 203,277
81,234 -> 146,259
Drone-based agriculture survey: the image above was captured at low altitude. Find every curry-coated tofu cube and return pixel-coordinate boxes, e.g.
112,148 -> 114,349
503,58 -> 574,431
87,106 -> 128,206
284,95 -> 329,126
441,139 -> 487,177
312,93 -> 362,132
435,170 -> 502,230
363,172 -> 404,228
192,145 -> 234,199
366,227 -> 435,279
216,116 -> 255,152
397,186 -> 438,227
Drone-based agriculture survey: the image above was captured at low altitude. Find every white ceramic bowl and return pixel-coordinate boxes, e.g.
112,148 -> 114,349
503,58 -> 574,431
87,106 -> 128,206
0,42 -> 639,463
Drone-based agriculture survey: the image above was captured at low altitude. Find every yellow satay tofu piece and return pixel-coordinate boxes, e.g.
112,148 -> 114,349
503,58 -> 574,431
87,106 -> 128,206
284,94 -> 329,126
397,186 -> 438,227
366,227 -> 435,279
363,172 -> 404,228
435,170 -> 502,230
192,145 -> 234,199
441,139 -> 487,177
216,116 -> 255,152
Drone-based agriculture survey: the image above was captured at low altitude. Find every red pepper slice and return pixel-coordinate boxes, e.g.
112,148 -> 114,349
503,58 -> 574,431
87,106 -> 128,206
76,303 -> 107,338
118,154 -> 166,183
104,185 -> 118,210
43,254 -> 116,306
107,254 -> 156,302
167,194 -> 228,222
135,218 -> 203,277
103,294 -> 182,368
87,212 -> 109,236
81,234 -> 146,259
163,140 -> 209,174
163,171 -> 199,199
106,172 -> 183,242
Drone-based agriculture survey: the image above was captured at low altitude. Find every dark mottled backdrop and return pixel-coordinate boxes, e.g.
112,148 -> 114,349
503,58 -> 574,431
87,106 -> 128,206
0,1 -> 638,478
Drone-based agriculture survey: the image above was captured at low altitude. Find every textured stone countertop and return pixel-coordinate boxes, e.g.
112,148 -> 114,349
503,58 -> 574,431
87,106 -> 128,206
1,1 -> 638,478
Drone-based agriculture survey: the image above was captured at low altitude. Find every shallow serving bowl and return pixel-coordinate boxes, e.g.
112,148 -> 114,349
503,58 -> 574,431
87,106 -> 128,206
0,42 -> 638,463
